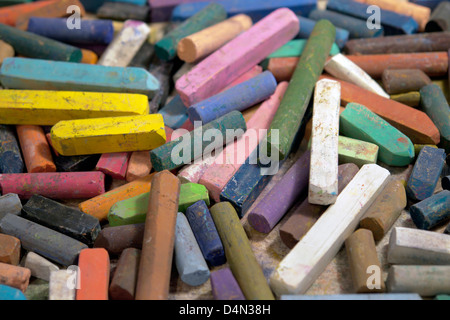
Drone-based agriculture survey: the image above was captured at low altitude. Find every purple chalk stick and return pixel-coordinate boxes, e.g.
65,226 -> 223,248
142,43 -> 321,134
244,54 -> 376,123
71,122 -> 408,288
210,267 -> 245,301
248,150 -> 311,234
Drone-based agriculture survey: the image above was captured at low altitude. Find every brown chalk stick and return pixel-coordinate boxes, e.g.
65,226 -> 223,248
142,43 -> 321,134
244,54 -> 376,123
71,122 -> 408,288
135,170 -> 180,300
0,234 -> 21,266
0,262 -> 31,292
109,248 -> 141,300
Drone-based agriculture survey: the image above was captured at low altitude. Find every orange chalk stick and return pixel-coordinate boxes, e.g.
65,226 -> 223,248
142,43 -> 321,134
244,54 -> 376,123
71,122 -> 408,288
78,173 -> 155,221
0,0 -> 56,26
17,125 -> 56,173
81,49 -> 98,64
0,234 -> 21,266
267,57 -> 299,82
321,75 -> 441,145
135,171 -> 180,300
76,248 -> 110,300
0,262 -> 31,292
126,151 -> 153,182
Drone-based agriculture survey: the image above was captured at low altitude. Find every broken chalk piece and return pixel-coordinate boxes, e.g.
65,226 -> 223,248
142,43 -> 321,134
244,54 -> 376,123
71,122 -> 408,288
178,183 -> 210,213
126,151 -> 152,182
50,115 -> 166,156
338,136 -> 379,168
109,248 -> 141,300
409,190 -> 450,230
340,103 -> 415,167
270,164 -> 390,296
0,194 -> 22,220
93,223 -> 145,256
76,248 -> 110,301
23,252 -> 59,282
406,146 -> 445,201
0,262 -> 30,292
382,69 -> 431,95
96,152 -> 132,181
0,233 -> 20,266
210,267 -> 245,301
0,57 -> 160,98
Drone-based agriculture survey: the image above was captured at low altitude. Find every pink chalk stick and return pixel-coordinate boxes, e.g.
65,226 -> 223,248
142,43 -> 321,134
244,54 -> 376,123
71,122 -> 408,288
95,153 -> 131,180
177,152 -> 218,184
199,81 -> 288,202
176,8 -> 299,106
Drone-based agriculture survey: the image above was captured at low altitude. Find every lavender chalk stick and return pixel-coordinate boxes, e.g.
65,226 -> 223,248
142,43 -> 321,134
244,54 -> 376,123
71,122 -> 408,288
210,267 -> 245,301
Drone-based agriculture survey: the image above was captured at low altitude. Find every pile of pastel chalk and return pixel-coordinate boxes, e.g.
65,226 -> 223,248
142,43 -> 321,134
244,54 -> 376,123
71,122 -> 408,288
0,0 -> 449,302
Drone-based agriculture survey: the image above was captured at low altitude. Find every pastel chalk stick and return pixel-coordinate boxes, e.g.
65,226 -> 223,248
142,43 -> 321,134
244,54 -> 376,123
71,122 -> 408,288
178,183 -> 210,213
309,9 -> 384,38
174,212 -> 210,287
23,252 -> 59,282
406,146 -> 445,201
387,227 -> 450,265
76,248 -> 110,300
199,81 -> 288,202
0,263 -> 30,292
0,1 -> 68,27
0,214 -> 88,266
98,20 -> 150,67
0,284 -> 26,300
0,22 -> 82,62
149,0 -> 200,22
50,115 -> 166,156
109,248 -> 141,300
188,71 -> 277,124
390,92 -> 421,108
0,233 -> 20,265
96,152 -> 131,180
324,53 -> 389,98
53,154 -> 100,173
409,190 -> 450,230
97,2 -> 150,22
158,95 -> 189,130
27,17 -> 114,45
327,0 -> 419,35
382,69 -> 431,95
0,125 -> 24,174
270,164 -> 390,296
0,40 -> 14,66
177,152 -> 219,184
360,180 -> 407,241
420,84 -> 450,152
426,1 -> 450,32
185,200 -> 225,267
176,8 -> 299,106
129,42 -> 155,69
340,103 -> 415,167
0,172 -> 105,200
210,267 -> 245,301
155,3 -> 227,61
309,79 -> 340,205
171,0 -> 317,22
248,150 -> 310,234
0,57 -> 160,98
94,223 -> 145,256
126,151 -> 152,182
48,270 -> 76,301
338,136 -> 379,167
0,90 -> 150,125
0,194 -> 22,220
321,75 -> 441,145
22,194 -> 101,246
150,111 -> 247,172
147,56 -> 176,113
297,16 -> 349,50
386,265 -> 450,297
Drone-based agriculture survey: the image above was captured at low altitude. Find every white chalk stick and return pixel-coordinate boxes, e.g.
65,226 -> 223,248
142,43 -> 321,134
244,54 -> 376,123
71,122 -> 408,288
98,20 -> 150,67
49,269 -> 77,300
309,79 -> 341,205
23,252 -> 59,282
387,227 -> 450,265
324,53 -> 390,98
270,164 -> 390,296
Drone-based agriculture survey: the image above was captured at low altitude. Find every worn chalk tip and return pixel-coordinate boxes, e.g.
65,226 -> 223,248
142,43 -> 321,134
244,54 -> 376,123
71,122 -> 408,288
177,38 -> 198,64
155,38 -> 176,61
187,106 -> 203,123
181,267 -> 210,287
248,212 -> 272,234
69,48 -> 83,63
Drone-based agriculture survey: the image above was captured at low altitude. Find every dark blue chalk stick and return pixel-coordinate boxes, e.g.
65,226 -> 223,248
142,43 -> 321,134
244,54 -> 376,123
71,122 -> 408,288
406,146 -> 446,202
309,9 -> 384,39
0,214 -> 88,266
158,95 -> 189,130
185,200 -> 226,267
297,16 -> 349,49
188,71 -> 277,124
409,190 -> 450,230
27,18 -> 114,45
0,125 -> 24,174
79,0 -> 106,13
171,0 -> 317,22
326,0 -> 418,35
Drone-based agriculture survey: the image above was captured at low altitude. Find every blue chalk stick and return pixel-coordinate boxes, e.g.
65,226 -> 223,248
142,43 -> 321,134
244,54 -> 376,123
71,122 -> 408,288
297,16 -> 350,49
326,0 -> 419,35
27,18 -> 115,45
171,0 -> 317,22
0,125 -> 24,174
0,285 -> 27,300
185,200 -> 226,267
309,9 -> 384,38
409,190 -> 450,230
158,95 -> 189,130
406,146 -> 446,202
188,71 -> 277,124
0,58 -> 160,98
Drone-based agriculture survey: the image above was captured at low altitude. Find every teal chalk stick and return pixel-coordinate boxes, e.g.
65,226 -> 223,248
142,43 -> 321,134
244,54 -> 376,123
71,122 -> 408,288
0,57 -> 160,98
340,103 -> 415,167
0,23 -> 82,62
0,285 -> 27,300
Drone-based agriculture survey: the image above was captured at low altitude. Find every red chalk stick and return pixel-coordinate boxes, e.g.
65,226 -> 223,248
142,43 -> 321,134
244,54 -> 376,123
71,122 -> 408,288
96,152 -> 131,180
76,248 -> 110,300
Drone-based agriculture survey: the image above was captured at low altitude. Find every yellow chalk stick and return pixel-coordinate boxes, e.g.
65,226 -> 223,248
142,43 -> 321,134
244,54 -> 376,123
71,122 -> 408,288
50,115 -> 166,156
0,90 -> 150,126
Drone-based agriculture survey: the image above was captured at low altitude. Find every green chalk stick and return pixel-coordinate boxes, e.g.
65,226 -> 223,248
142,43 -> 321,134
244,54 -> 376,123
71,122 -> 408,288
262,20 -> 336,161
155,3 -> 227,61
108,183 -> 210,226
340,103 -> 415,167
338,136 -> 379,168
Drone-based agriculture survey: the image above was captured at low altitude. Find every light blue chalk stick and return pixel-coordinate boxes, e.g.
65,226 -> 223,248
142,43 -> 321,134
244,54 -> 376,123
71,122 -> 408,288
174,212 -> 210,287
0,57 -> 160,98
0,285 -> 27,300
281,294 -> 422,300
158,95 -> 189,130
